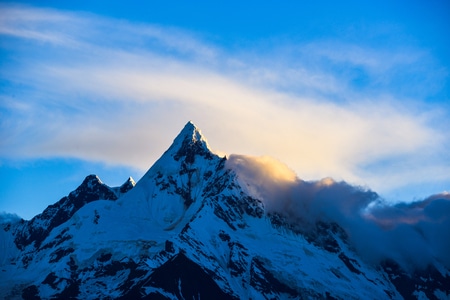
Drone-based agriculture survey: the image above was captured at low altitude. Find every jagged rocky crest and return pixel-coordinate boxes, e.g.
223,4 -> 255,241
1,122 -> 449,300
12,174 -> 135,251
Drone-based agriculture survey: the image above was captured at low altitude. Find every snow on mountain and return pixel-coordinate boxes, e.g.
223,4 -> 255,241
1,121 -> 449,299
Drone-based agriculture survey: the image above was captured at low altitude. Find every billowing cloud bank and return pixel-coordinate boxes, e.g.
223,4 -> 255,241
227,155 -> 450,270
0,212 -> 21,224
0,4 -> 449,201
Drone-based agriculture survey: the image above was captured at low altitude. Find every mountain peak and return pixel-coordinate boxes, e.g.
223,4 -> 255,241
166,121 -> 213,162
119,176 -> 136,194
81,174 -> 103,188
178,121 -> 207,144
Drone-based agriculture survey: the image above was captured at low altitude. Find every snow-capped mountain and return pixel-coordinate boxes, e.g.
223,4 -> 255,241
1,121 -> 449,299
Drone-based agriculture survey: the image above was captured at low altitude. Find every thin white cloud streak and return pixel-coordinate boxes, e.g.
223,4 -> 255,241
0,6 -> 85,48
0,5 -> 218,61
302,41 -> 422,72
0,5 -> 448,200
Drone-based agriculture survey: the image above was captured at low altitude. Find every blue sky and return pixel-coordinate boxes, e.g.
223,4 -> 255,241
1,1 -> 449,219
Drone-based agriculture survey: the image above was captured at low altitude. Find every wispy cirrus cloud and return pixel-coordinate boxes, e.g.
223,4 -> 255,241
0,4 -> 448,201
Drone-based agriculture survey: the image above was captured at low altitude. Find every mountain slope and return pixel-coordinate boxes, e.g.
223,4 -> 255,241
1,121 -> 449,300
